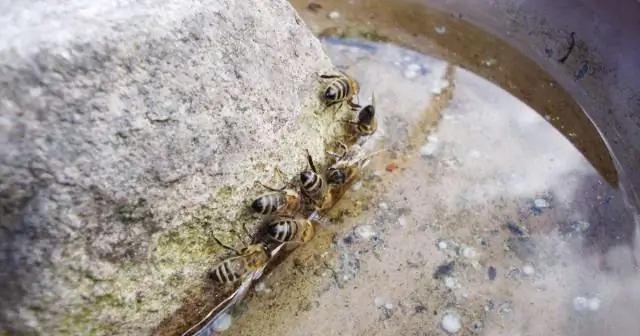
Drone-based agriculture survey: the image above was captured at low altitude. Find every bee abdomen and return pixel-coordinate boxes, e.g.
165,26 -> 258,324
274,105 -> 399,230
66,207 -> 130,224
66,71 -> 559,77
325,78 -> 350,101
210,261 -> 241,284
267,219 -> 298,242
251,193 -> 285,215
300,171 -> 324,197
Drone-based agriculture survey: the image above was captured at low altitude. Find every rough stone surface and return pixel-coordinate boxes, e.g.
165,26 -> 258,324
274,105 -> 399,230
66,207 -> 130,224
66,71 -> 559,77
0,0 -> 335,334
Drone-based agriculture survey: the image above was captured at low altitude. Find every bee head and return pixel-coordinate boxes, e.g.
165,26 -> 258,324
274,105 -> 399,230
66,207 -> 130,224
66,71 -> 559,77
358,105 -> 375,124
327,167 -> 346,185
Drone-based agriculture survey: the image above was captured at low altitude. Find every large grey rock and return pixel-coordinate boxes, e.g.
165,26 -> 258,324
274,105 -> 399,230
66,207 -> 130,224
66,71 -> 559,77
0,0 -> 335,334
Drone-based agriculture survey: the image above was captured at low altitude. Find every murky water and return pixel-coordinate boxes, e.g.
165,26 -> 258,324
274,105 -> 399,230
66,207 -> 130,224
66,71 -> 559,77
219,38 -> 640,336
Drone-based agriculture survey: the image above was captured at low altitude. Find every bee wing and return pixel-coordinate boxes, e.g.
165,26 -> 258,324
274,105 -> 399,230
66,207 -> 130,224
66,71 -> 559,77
355,148 -> 388,169
308,211 -> 331,226
183,243 -> 289,336
185,273 -> 255,336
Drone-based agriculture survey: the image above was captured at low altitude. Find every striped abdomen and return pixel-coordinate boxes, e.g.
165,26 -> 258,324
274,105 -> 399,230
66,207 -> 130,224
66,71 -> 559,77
251,192 -> 285,215
299,171 -> 326,203
267,218 -> 298,242
324,78 -> 351,102
209,258 -> 247,285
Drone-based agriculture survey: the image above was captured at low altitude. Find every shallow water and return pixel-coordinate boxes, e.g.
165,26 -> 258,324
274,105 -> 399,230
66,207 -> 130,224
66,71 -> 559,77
218,38 -> 640,336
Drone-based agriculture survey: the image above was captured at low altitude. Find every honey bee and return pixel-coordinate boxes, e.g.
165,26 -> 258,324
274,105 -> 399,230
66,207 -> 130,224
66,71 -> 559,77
299,150 -> 332,212
326,142 -> 386,186
208,235 -> 271,286
250,168 -> 301,217
340,92 -> 378,138
320,71 -> 361,111
265,217 -> 316,245
184,240 -> 287,336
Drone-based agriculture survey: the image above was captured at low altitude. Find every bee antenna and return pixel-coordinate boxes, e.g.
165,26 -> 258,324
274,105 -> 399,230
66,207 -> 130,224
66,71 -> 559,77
212,233 -> 240,254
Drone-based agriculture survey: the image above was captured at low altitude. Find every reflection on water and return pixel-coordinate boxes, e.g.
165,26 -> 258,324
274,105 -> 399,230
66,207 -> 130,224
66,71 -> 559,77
226,39 -> 640,336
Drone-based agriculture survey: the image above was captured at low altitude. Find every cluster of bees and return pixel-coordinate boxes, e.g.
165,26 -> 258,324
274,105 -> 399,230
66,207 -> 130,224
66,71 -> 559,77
182,71 -> 378,336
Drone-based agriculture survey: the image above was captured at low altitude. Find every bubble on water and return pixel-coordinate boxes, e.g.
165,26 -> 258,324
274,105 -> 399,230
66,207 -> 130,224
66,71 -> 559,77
482,58 -> 497,66
212,312 -> 232,332
254,282 -> 266,292
573,296 -> 589,312
420,138 -> 439,157
461,246 -> 477,259
355,225 -> 377,239
444,277 -> 461,289
404,63 -> 421,79
434,26 -> 447,34
441,313 -> 461,333
534,198 -> 551,208
588,297 -> 601,311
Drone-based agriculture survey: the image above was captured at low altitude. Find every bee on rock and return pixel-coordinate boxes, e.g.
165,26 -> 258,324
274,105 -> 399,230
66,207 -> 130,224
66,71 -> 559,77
326,142 -> 387,187
264,217 -> 316,245
250,168 -> 301,217
320,71 -> 361,111
340,91 -> 378,141
208,228 -> 272,286
299,150 -> 332,212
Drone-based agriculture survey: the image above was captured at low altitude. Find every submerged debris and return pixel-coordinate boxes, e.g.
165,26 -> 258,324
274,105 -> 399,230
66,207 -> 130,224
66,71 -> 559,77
507,236 -> 537,261
487,266 -> 497,280
505,221 -> 527,236
469,320 -> 484,333
433,261 -> 455,279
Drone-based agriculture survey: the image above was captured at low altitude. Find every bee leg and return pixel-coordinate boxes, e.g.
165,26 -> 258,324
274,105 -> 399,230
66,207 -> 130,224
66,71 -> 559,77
255,180 -> 287,192
212,233 -> 241,254
273,167 -> 287,184
325,150 -> 342,161
326,141 -> 348,161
